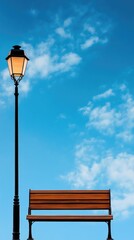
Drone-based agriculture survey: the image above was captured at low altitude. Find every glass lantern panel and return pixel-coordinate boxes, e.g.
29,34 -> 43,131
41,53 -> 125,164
11,57 -> 25,77
22,58 -> 28,76
7,58 -> 13,76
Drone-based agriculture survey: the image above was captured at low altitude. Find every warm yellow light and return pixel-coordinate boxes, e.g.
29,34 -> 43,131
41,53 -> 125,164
7,57 -> 28,78
6,45 -> 29,81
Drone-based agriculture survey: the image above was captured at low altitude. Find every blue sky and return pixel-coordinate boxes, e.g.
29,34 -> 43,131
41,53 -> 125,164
0,0 -> 134,239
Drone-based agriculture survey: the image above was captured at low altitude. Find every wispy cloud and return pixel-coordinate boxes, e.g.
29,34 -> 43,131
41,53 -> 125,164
55,16 -> 73,39
62,139 -> 134,218
23,41 -> 82,78
0,39 -> 81,104
64,17 -> 72,27
80,102 -> 119,134
65,162 -> 101,188
93,89 -> 115,100
79,86 -> 134,140
32,51 -> 80,77
19,80 -> 30,93
84,23 -> 96,34
62,85 -> 134,218
0,6 -> 111,105
55,27 -> 72,39
55,17 -> 73,39
54,5 -> 111,50
81,36 -> 99,49
0,69 -> 14,97
79,10 -> 111,50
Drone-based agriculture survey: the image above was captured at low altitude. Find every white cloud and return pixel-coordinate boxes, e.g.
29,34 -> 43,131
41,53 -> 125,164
75,138 -> 103,161
2,83 -> 14,97
65,162 -> 100,188
64,142 -> 134,193
120,84 -> 127,91
1,68 -> 9,80
93,89 -> 115,100
81,14 -> 110,50
55,27 -> 72,38
61,52 -> 81,68
81,102 -> 120,134
0,69 -> 14,96
116,130 -> 133,142
80,88 -> 134,138
0,39 -> 81,103
22,39 -> 55,57
84,24 -> 96,34
79,101 -> 92,115
100,37 -> 108,44
81,35 -> 108,50
55,17 -> 72,39
23,41 -> 81,79
64,17 -> 72,27
0,9 -> 111,103
51,52 -> 82,73
19,80 -> 30,93
62,138 -> 134,218
81,36 -> 99,49
62,86 -> 134,218
27,54 -> 52,78
106,152 -> 134,191
112,193 -> 134,218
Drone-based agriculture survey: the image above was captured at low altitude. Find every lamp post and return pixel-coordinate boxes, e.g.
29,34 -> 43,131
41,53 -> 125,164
6,45 -> 29,240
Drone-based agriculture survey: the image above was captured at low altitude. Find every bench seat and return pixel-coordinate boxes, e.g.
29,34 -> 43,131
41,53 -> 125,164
27,214 -> 113,222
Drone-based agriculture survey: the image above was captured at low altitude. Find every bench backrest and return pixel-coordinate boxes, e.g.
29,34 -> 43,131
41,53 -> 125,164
29,190 -> 111,213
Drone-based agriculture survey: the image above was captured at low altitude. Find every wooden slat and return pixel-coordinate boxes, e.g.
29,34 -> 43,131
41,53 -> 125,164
30,199 -> 110,202
30,203 -> 110,210
30,192 -> 110,200
30,196 -> 109,201
27,215 -> 113,222
30,203 -> 109,207
30,190 -> 109,194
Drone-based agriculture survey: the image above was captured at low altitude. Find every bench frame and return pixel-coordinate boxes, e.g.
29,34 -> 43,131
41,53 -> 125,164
26,189 -> 113,240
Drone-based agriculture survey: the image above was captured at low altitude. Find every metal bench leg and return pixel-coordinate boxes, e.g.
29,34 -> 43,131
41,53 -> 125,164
107,221 -> 113,240
27,221 -> 34,240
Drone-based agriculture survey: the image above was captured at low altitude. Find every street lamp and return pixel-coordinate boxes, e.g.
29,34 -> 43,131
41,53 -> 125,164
6,45 -> 29,240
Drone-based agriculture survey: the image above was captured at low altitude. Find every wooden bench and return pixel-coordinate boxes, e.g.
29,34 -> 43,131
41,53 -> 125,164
26,189 -> 113,240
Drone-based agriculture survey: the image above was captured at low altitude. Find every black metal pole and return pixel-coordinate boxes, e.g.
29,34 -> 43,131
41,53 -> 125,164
12,81 -> 20,240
